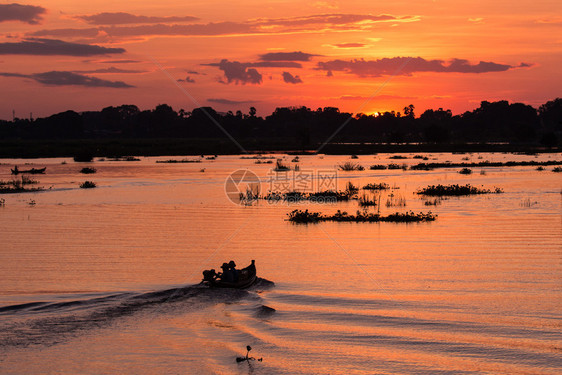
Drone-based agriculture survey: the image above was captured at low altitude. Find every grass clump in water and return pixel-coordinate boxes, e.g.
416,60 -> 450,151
417,184 -> 503,196
338,162 -> 364,171
369,164 -> 387,170
288,209 -> 436,223
80,167 -> 97,174
553,167 -> 562,173
458,168 -> 472,175
80,181 -> 97,189
362,182 -> 389,190
0,176 -> 42,194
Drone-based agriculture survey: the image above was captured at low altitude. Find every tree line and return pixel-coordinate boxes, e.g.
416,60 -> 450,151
1,99 -> 560,148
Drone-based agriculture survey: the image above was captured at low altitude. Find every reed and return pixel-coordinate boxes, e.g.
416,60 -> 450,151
417,184 -> 503,196
458,168 -> 472,174
369,164 -> 387,170
386,193 -> 406,207
358,193 -> 378,207
553,167 -> 562,172
338,161 -> 364,171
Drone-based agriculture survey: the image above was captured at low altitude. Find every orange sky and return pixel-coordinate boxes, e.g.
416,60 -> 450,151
0,0 -> 561,120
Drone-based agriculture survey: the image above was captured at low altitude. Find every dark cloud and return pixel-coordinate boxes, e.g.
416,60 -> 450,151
77,12 -> 199,25
177,76 -> 195,83
215,59 -> 262,85
98,59 -> 141,64
0,3 -> 46,24
0,71 -> 133,88
282,72 -> 303,84
207,98 -> 256,105
73,67 -> 146,74
29,13 -> 417,41
187,70 -> 203,75
0,38 -> 125,56
259,51 -> 316,61
316,57 -> 521,77
332,43 -> 366,48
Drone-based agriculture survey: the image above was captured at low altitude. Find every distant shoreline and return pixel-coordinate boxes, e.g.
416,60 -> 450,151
0,138 -> 559,159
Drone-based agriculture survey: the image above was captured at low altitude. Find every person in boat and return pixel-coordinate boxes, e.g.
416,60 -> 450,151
13,166 -> 18,174
219,262 -> 233,283
229,260 -> 239,282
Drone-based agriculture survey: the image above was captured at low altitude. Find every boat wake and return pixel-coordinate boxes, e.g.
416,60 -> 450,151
0,278 -> 274,350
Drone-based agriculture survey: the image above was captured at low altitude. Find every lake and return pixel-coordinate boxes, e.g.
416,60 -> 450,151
0,152 -> 561,374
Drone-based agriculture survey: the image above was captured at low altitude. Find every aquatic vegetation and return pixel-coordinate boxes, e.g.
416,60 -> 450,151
108,156 -> 140,161
288,209 -> 436,223
387,163 -> 402,170
362,182 -> 390,190
553,167 -> 562,172
239,184 -> 260,205
358,193 -> 379,207
0,198 -> 5,207
80,167 -> 97,174
536,166 -> 544,171
263,190 -> 352,203
386,193 -> 406,207
413,155 -> 429,160
254,160 -> 273,164
389,155 -> 407,159
338,162 -> 364,171
80,181 -> 97,189
156,159 -> 201,163
350,155 -> 359,159
274,159 -> 291,171
417,184 -> 503,196
345,181 -> 359,194
423,198 -> 442,206
369,164 -> 387,170
240,155 -> 276,160
0,176 -> 43,194
411,160 -> 562,170
458,168 -> 472,174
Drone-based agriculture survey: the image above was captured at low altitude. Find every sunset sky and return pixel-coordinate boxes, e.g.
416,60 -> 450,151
0,0 -> 561,120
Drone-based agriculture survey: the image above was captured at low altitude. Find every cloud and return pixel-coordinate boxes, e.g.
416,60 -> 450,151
29,13 -> 419,41
330,43 -> 367,48
207,98 -> 256,105
177,76 -> 195,83
187,70 -> 202,75
248,61 -> 303,68
259,51 -> 316,61
0,71 -> 133,88
214,59 -> 262,85
77,12 -> 199,25
73,67 -> 146,74
282,71 -> 303,84
0,38 -> 125,56
98,59 -> 141,64
0,3 -> 46,24
316,56 -> 523,77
